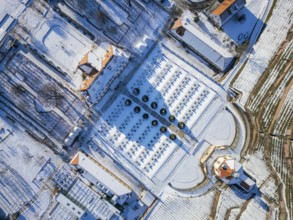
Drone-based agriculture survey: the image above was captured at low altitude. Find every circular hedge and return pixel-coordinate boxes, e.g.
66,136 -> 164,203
125,99 -> 132,106
142,95 -> 149,102
133,88 -> 140,96
160,126 -> 167,133
160,108 -> 167,115
152,120 -> 158,126
134,106 -> 141,113
170,134 -> 176,140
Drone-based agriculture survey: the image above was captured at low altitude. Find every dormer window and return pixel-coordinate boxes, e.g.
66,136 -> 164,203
176,27 -> 186,36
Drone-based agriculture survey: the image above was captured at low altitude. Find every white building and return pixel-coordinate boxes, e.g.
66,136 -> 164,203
0,14 -> 15,43
79,42 -> 130,103
213,156 -> 255,192
70,151 -> 132,197
170,17 -> 235,72
209,0 -> 246,27
56,194 -> 86,219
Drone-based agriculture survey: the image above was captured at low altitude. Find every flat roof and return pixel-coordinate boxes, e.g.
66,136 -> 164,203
70,152 -> 131,196
57,193 -> 85,218
211,0 -> 236,16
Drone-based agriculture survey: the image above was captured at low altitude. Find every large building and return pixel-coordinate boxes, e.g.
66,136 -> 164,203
79,42 -> 130,103
170,17 -> 235,72
209,0 -> 246,27
70,151 -> 132,197
213,156 -> 255,192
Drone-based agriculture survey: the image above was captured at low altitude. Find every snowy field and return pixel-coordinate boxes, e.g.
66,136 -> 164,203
248,39 -> 293,112
0,0 -> 27,21
272,85 -> 293,135
243,137 -> 271,186
147,190 -> 216,220
232,0 -> 293,107
19,190 -> 51,220
0,113 -> 62,216
215,186 -> 255,220
239,198 -> 268,220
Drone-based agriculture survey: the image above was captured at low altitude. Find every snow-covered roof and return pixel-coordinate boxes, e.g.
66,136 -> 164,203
0,14 -> 15,42
79,44 -> 114,91
213,156 -> 255,191
70,152 -> 131,196
56,193 -> 85,218
214,156 -> 235,178
170,18 -> 234,71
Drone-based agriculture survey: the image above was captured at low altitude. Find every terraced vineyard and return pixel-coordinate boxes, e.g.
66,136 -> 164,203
241,29 -> 293,220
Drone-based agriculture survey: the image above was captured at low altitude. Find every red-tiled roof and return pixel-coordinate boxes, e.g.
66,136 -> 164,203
211,0 -> 236,16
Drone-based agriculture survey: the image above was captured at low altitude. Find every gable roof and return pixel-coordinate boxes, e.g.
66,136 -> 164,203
170,18 -> 234,71
70,152 -> 131,196
80,45 -> 113,91
171,18 -> 183,30
211,0 -> 236,16
218,160 -> 234,178
70,152 -> 80,165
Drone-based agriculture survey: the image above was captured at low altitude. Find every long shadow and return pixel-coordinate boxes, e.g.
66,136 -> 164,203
231,185 -> 269,212
221,7 -> 265,45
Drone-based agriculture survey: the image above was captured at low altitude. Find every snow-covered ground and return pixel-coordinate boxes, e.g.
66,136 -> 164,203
215,186 -> 255,220
0,0 -> 27,20
19,190 -> 51,220
248,39 -> 293,112
239,198 -> 268,220
232,0 -> 293,107
146,189 -> 216,220
0,112 -> 62,216
243,137 -> 271,186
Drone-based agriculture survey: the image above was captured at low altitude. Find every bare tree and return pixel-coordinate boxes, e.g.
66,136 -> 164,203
96,10 -> 107,25
12,84 -> 26,95
107,26 -> 118,35
42,83 -> 64,107
127,0 -> 132,7
22,151 -> 34,164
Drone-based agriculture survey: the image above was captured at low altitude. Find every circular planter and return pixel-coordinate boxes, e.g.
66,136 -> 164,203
160,126 -> 167,133
151,102 -> 158,109
134,106 -> 141,113
133,88 -> 140,96
160,108 -> 167,115
142,95 -> 149,102
178,122 -> 185,129
152,120 -> 158,126
125,99 -> 132,106
170,134 -> 176,140
169,115 -> 175,122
